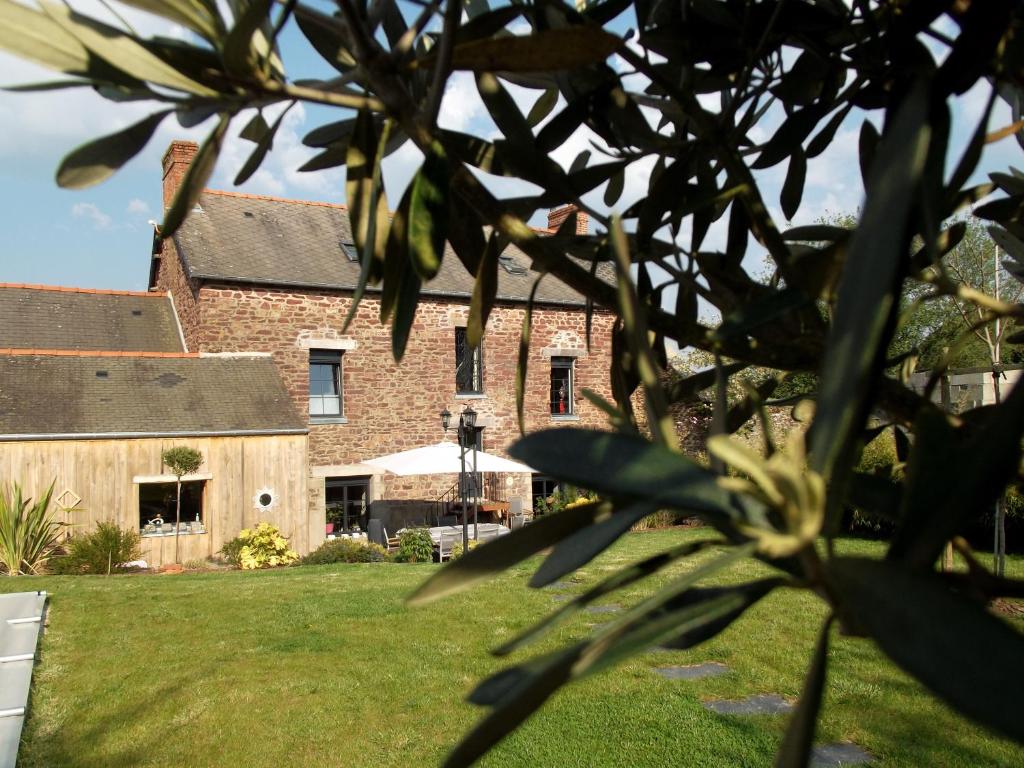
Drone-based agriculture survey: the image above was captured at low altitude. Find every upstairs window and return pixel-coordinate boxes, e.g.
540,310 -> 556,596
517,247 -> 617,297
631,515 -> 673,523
309,349 -> 343,419
455,327 -> 483,394
550,357 -> 574,416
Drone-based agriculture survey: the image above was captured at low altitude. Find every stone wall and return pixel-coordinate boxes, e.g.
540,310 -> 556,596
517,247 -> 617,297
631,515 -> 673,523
154,241 -> 202,351
174,282 -> 615,509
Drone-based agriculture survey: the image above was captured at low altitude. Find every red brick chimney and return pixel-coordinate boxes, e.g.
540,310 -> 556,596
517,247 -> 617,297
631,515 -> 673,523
547,204 -> 589,235
162,140 -> 198,208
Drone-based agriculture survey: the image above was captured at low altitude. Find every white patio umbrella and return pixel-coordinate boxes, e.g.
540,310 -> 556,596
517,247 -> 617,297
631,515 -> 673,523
364,441 -> 534,476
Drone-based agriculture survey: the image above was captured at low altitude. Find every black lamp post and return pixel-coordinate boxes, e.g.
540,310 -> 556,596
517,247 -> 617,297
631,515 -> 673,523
461,406 -> 479,542
440,406 -> 474,550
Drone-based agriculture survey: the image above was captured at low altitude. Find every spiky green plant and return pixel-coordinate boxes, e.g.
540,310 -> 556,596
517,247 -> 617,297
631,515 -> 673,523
0,481 -> 63,575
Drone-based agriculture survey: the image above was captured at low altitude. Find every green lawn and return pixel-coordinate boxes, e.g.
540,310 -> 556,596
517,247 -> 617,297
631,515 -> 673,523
5,530 -> 1023,767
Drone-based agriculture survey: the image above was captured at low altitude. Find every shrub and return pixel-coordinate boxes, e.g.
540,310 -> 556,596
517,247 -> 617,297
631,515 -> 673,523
302,538 -> 388,565
220,522 -> 298,569
533,485 -> 597,518
183,558 -> 206,571
51,522 -> 142,575
395,528 -> 434,563
631,510 -> 684,531
0,482 -> 64,575
449,539 -> 480,561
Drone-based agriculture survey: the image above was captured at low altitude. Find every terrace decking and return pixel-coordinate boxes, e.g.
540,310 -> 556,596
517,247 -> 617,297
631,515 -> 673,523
0,591 -> 47,768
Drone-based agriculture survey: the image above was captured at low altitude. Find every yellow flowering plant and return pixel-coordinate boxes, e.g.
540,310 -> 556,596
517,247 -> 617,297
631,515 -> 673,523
221,522 -> 298,570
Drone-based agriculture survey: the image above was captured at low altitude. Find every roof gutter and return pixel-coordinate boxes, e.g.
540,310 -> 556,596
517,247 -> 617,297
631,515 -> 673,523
0,428 -> 308,442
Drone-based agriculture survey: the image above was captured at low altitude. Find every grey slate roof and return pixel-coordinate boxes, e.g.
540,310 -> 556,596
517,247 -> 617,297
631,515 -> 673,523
0,286 -> 184,353
171,190 -> 605,306
0,356 -> 305,438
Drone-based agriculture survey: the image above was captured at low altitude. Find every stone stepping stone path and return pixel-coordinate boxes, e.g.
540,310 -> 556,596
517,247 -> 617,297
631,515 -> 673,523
811,743 -> 874,767
584,604 -> 621,615
550,594 -> 572,602
653,662 -> 729,680
542,581 -> 573,590
703,694 -> 793,716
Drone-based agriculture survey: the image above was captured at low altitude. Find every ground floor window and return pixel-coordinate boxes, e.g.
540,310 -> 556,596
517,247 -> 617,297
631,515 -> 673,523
139,481 -> 205,536
532,474 -> 560,509
326,476 -> 370,533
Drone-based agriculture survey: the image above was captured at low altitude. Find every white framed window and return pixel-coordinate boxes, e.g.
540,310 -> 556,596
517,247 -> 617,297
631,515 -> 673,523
550,356 -> 574,416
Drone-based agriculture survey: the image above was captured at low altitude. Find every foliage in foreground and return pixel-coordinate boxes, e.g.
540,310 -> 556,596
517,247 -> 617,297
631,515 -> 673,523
220,522 -> 299,570
5,0 -> 1024,765
395,528 -> 435,563
302,538 -> 389,565
50,521 -> 142,575
0,482 -> 63,575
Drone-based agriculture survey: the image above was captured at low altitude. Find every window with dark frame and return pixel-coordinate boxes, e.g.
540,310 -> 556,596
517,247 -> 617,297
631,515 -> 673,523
325,476 -> 370,533
532,474 -> 560,509
455,327 -> 483,394
309,349 -> 343,418
550,356 -> 574,415
139,480 -> 205,535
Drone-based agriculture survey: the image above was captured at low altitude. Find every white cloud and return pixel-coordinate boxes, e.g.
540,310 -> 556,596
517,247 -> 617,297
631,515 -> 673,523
127,198 -> 150,215
72,202 -> 113,230
439,73 -> 486,133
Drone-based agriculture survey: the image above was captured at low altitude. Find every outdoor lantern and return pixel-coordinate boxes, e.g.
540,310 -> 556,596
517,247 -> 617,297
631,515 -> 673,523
440,407 -> 452,434
461,405 -> 477,431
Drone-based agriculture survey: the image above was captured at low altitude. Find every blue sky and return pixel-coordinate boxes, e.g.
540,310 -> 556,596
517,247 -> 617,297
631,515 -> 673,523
0,2 -> 1018,292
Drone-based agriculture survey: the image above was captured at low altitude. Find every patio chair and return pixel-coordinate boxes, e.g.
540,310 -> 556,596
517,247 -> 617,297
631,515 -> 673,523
382,527 -> 400,553
438,529 -> 463,562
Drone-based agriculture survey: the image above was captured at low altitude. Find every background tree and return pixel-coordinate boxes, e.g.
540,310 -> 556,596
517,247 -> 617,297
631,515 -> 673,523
161,446 -> 203,565
3,1 -> 1024,766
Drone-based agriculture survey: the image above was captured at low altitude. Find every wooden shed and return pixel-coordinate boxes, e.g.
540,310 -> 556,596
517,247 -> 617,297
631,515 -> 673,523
0,285 -> 311,567
0,354 -> 310,567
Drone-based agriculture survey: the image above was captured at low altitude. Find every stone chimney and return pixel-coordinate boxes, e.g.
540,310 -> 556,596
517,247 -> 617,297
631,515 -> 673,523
547,204 -> 589,235
162,140 -> 198,208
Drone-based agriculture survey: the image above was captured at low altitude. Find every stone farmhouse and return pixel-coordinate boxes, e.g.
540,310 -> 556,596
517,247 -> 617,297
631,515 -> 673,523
0,139 -> 616,563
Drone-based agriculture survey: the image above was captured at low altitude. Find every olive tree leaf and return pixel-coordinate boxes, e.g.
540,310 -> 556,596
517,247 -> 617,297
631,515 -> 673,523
527,87 -> 559,127
294,3 -> 356,72
774,616 -> 834,768
889,381 -> 1024,570
234,104 -> 290,185
56,109 -> 170,189
509,429 -> 756,527
343,112 -> 392,332
530,500 -> 661,587
407,142 -> 451,280
496,539 -> 725,656
41,1 -> 217,96
409,499 -> 622,606
467,233 -> 500,349
781,147 -> 807,221
116,1 -> 224,43
223,0 -> 274,77
0,0 -> 90,74
829,557 -> 1024,744
448,27 -> 620,72
809,84 -> 930,486
239,111 -> 270,143
515,279 -> 541,435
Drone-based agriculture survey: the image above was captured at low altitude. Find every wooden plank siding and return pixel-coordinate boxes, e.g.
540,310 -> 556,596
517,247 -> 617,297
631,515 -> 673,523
0,434 -> 310,567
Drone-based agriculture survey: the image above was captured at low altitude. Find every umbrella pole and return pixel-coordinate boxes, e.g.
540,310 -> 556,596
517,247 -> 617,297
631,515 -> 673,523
459,432 -> 469,552
472,441 -> 479,541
